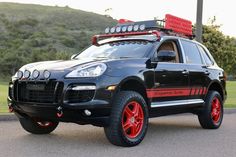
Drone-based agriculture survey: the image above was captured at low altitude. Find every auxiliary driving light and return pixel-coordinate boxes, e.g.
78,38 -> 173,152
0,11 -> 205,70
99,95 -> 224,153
84,109 -> 92,116
17,71 -> 23,79
116,26 -> 121,33
24,70 -> 31,78
32,70 -> 40,79
122,26 -> 127,32
43,70 -> 51,79
133,25 -> 139,31
139,24 -> 145,31
127,25 -> 133,32
110,27 -> 116,33
105,27 -> 110,34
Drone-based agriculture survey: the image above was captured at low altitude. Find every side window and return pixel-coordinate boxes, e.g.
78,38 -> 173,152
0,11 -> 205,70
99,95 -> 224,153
156,40 -> 181,63
197,45 -> 213,66
181,40 -> 202,64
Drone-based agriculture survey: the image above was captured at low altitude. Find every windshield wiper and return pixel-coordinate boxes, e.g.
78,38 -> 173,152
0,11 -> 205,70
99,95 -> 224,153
95,57 -> 109,59
119,57 -> 133,59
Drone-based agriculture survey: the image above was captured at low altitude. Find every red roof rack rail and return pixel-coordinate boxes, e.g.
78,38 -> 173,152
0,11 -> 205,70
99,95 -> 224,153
92,31 -> 161,46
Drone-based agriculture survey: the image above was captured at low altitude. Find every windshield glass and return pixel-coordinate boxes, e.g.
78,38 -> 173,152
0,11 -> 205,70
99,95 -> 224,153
75,41 -> 154,59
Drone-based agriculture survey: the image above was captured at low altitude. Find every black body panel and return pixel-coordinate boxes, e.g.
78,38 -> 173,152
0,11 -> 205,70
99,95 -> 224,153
8,36 -> 227,127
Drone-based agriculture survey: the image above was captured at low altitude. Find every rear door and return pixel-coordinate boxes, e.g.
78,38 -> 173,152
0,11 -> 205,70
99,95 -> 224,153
180,39 -> 208,101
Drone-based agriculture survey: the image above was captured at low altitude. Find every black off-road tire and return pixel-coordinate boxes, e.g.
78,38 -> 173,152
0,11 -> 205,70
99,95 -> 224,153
104,91 -> 149,147
19,117 -> 59,134
198,90 -> 223,129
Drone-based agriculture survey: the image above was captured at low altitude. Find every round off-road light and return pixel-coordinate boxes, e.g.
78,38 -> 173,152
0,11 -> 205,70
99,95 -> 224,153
133,25 -> 139,31
127,25 -> 133,32
110,27 -> 116,33
116,26 -> 121,33
24,70 -> 30,78
84,109 -> 91,116
105,27 -> 110,34
43,70 -> 51,79
16,71 -> 23,79
139,24 -> 145,31
32,70 -> 40,79
122,26 -> 127,32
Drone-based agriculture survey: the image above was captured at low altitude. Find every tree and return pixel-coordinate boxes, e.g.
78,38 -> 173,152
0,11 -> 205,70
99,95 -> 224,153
202,23 -> 236,77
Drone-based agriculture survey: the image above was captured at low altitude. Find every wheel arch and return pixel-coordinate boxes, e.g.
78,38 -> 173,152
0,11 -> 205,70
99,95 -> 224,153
116,76 -> 150,107
207,80 -> 225,102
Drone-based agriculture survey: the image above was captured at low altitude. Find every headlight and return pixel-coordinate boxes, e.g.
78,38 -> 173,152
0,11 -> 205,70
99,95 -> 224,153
66,63 -> 107,78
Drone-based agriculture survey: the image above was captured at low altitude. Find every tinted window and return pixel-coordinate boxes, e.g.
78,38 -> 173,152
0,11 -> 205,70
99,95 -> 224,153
197,45 -> 213,65
156,40 -> 181,63
76,41 -> 153,59
181,40 -> 202,64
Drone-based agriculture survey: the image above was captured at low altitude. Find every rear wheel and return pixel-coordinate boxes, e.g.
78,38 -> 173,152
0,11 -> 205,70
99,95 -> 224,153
104,91 -> 148,147
198,91 -> 223,129
19,117 -> 59,134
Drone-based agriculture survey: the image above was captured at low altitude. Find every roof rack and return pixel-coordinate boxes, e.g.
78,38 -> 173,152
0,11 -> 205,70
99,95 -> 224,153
92,14 -> 193,45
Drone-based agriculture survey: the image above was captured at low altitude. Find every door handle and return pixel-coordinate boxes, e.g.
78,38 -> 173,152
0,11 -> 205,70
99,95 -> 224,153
182,70 -> 189,74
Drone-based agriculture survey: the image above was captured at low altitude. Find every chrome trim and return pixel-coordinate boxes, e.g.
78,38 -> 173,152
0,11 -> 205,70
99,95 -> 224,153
151,99 -> 204,108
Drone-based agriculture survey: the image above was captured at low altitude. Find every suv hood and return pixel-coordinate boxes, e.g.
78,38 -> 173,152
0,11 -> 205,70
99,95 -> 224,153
20,59 -> 101,71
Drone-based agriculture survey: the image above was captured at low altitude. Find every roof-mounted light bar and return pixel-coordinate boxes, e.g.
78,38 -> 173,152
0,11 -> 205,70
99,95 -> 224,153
105,24 -> 146,34
92,31 -> 161,46
92,14 -> 193,46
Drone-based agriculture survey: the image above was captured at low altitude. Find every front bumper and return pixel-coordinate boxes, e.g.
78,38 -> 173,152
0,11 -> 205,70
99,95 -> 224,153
8,75 -> 121,126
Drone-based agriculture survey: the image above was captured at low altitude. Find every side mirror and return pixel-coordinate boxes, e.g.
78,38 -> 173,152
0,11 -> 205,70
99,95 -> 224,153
156,50 -> 176,62
71,54 -> 77,60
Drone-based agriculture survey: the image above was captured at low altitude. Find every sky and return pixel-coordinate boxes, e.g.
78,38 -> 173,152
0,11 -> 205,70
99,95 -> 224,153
0,0 -> 236,37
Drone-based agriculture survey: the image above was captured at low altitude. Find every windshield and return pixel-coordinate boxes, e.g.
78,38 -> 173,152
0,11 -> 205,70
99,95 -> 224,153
75,41 -> 154,59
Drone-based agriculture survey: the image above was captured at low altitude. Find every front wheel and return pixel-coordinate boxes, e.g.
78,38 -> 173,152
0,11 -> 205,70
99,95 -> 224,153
19,117 -> 59,134
198,91 -> 223,129
104,91 -> 148,147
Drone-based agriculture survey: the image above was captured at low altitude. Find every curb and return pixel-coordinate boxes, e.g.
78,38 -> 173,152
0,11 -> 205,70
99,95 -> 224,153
0,113 -> 17,121
0,109 -> 236,121
224,108 -> 236,114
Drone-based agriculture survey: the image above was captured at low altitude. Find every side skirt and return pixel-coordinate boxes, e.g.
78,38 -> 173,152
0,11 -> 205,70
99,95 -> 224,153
149,99 -> 205,117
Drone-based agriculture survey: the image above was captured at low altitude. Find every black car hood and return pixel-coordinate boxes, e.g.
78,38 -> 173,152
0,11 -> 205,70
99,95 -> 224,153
15,58 -> 106,80
20,59 -> 100,71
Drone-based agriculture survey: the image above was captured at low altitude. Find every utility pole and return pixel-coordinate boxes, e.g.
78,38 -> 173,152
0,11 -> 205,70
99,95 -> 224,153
196,0 -> 203,42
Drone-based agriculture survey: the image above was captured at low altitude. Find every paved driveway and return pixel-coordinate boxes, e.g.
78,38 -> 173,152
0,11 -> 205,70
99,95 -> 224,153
0,114 -> 236,157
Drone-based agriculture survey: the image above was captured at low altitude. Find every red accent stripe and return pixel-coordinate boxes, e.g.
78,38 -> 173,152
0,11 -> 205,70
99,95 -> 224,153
190,88 -> 195,95
147,88 -> 191,98
147,87 -> 208,98
203,87 -> 208,95
199,88 -> 203,95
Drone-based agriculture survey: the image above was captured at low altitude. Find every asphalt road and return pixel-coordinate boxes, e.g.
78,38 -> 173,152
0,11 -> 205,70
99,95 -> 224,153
1,114 -> 236,157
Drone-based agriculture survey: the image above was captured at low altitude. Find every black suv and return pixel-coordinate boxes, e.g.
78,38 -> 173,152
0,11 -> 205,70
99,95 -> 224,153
8,14 -> 226,147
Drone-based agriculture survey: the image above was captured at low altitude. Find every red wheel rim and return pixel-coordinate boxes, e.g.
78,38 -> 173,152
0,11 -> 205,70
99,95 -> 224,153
211,97 -> 221,124
122,101 -> 144,139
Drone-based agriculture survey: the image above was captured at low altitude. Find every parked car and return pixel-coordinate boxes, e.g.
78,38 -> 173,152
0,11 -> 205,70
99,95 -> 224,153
8,14 -> 226,147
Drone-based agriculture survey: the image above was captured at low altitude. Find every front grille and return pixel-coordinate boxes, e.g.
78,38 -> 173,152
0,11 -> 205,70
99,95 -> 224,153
16,81 -> 63,103
65,90 -> 95,103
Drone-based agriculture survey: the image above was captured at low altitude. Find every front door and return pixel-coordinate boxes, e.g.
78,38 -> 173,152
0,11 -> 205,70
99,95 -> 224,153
148,39 -> 190,108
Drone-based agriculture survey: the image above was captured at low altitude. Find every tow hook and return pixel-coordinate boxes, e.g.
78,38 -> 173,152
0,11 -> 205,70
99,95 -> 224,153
56,106 -> 63,118
8,105 -> 14,113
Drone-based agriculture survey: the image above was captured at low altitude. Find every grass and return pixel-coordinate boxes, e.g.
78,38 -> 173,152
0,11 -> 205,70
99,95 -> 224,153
0,81 -> 9,113
0,81 -> 235,113
225,81 -> 236,108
